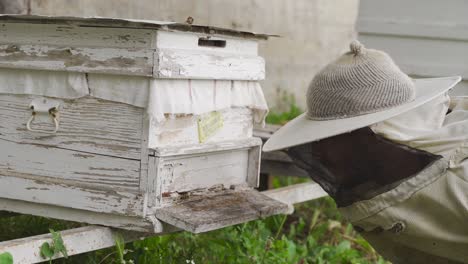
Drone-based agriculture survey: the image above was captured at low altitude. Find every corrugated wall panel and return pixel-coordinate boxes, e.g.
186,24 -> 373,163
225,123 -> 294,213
358,0 -> 468,95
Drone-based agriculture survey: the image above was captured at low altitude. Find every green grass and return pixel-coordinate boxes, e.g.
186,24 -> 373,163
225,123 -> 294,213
0,105 -> 389,263
266,104 -> 303,125
0,193 -> 387,264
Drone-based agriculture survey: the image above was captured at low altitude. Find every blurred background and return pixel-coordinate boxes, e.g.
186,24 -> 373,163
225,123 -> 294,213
1,1 -> 466,263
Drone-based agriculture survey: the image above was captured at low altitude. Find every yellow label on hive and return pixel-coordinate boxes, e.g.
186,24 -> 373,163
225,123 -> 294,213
197,111 -> 224,143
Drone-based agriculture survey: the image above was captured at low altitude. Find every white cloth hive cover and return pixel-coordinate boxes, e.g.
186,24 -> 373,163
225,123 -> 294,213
0,68 -> 89,99
147,79 -> 268,125
0,69 -> 269,125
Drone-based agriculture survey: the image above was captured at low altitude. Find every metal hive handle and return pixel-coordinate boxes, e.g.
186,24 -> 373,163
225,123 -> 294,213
26,98 -> 61,134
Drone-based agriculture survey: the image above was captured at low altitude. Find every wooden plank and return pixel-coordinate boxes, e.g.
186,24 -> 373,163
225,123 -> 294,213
156,31 -> 259,56
155,189 -> 289,233
247,144 -> 261,188
155,48 -> 265,80
0,15 -> 270,40
151,137 -> 262,156
0,22 -> 155,49
0,94 -> 143,160
158,149 -> 249,197
148,108 -> 253,149
0,138 -> 141,190
0,44 -> 154,76
0,226 -> 148,264
146,156 -> 160,208
139,113 -> 151,193
0,198 -> 155,232
0,174 -> 144,217
263,182 -> 328,205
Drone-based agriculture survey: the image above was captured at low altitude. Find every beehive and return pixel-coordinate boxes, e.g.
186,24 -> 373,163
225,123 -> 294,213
0,15 -> 288,233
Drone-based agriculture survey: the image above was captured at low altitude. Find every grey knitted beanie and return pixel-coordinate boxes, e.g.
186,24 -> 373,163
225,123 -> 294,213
306,40 -> 415,120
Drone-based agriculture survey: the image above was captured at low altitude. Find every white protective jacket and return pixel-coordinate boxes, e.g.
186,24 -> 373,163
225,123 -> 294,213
338,94 -> 468,263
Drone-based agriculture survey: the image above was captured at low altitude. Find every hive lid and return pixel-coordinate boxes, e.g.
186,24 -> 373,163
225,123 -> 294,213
155,189 -> 289,233
0,14 -> 274,39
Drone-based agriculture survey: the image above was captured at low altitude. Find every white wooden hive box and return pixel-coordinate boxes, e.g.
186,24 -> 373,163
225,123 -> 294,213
0,15 -> 288,233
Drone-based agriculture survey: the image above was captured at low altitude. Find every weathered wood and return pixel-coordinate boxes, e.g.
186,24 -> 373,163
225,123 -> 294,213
0,21 -> 265,78
154,31 -> 264,80
0,174 -> 144,216
155,48 -> 265,80
0,198 -> 156,232
0,44 -> 154,76
139,113 -> 151,194
0,226 -> 149,264
263,182 -> 328,205
247,144 -> 261,188
0,94 -> 143,160
0,15 -> 270,40
151,137 -> 262,156
146,156 -> 160,208
0,138 -> 141,190
156,31 -> 259,55
0,22 -> 155,49
0,15 -> 272,237
149,138 -> 262,208
158,149 -> 249,198
148,108 -> 253,148
155,189 -> 289,233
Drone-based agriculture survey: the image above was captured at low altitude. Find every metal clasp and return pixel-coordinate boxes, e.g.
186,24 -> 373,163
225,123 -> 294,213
27,98 -> 61,134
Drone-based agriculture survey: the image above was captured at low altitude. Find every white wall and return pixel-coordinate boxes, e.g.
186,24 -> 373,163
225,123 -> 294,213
1,0 -> 360,111
358,0 -> 468,96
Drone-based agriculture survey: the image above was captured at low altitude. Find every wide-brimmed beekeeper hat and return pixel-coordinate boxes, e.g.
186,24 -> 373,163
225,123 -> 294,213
263,40 -> 461,152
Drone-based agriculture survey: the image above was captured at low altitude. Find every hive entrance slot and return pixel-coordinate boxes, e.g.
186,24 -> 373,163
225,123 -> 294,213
198,38 -> 226,48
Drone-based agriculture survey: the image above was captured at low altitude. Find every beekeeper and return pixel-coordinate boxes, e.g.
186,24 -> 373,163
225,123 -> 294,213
263,40 -> 468,264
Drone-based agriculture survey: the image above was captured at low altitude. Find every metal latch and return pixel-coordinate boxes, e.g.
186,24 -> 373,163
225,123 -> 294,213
27,98 -> 61,134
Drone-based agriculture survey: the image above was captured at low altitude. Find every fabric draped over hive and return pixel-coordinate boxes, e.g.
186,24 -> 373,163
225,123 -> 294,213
0,68 -> 269,125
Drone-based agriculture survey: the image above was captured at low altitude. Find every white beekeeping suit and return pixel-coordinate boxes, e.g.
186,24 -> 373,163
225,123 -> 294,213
338,94 -> 468,263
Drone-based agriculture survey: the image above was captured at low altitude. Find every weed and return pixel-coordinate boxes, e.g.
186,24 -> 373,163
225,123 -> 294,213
0,252 -> 13,264
40,229 -> 68,263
